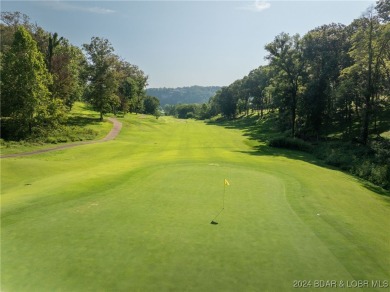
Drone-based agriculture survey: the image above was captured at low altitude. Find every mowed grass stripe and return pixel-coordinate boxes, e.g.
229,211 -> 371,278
1,114 -> 389,291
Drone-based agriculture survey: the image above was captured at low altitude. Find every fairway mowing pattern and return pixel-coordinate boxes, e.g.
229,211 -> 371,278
1,115 -> 389,291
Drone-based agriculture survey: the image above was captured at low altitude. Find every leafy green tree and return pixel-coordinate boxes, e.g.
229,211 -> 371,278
176,104 -> 198,119
262,84 -> 276,112
265,33 -> 305,137
47,32 -> 63,72
245,66 -> 271,117
301,23 -> 351,138
213,86 -> 237,119
163,104 -> 177,116
0,26 -> 64,138
143,95 -> 160,115
0,11 -> 31,28
1,12 -> 50,59
82,37 -> 119,121
118,77 -> 138,113
197,103 -> 211,120
1,12 -> 86,112
116,60 -> 148,114
1,12 -> 32,54
267,72 -> 294,131
333,78 -> 359,137
342,8 -> 390,144
376,0 -> 390,22
133,73 -> 148,114
50,40 -> 86,109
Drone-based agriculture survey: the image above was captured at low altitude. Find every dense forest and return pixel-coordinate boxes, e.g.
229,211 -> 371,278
0,12 -> 160,141
146,86 -> 221,106
206,3 -> 389,143
164,1 -> 390,189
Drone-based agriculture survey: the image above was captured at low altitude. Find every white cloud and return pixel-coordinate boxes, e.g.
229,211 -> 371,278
238,1 -> 271,12
44,0 -> 115,14
254,1 -> 271,12
86,6 -> 115,14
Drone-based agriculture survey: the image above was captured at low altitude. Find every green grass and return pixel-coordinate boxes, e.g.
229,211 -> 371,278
66,102 -> 113,139
1,113 -> 389,291
0,102 -> 112,155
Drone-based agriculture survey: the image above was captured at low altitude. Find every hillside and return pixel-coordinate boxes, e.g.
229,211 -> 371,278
146,85 -> 221,106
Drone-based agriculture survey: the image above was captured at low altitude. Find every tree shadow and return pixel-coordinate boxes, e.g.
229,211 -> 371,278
207,114 -> 282,144
67,103 -> 103,127
207,114 -> 325,166
358,180 -> 390,199
235,144 -> 326,167
66,116 -> 102,127
206,114 -> 390,198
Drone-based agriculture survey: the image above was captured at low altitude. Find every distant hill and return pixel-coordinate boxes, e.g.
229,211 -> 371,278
146,86 -> 221,106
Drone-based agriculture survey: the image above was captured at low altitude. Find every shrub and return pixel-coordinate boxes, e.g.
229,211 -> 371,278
370,165 -> 389,188
46,137 -> 58,144
312,139 -> 390,190
323,149 -> 353,170
186,112 -> 195,119
268,137 -> 313,153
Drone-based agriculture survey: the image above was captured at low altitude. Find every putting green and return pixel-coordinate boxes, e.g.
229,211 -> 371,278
1,115 -> 389,291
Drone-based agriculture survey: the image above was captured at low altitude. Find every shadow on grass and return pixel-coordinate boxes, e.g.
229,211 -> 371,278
206,114 -> 328,166
66,116 -> 102,127
207,114 -> 280,144
206,114 -> 390,198
235,145 -> 325,166
359,180 -> 390,199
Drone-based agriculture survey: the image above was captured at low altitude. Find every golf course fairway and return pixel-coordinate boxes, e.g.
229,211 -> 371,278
1,114 -> 389,291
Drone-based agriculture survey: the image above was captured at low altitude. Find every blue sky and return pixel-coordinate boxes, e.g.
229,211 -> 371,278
2,1 -> 376,88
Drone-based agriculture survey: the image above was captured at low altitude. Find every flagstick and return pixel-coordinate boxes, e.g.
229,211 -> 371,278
223,181 -> 225,210
210,180 -> 226,224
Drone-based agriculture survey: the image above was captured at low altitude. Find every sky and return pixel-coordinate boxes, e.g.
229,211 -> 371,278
2,0 -> 376,88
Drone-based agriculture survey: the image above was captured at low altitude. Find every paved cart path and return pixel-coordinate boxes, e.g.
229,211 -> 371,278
0,117 -> 122,159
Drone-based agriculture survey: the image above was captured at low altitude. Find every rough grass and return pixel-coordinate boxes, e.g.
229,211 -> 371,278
0,102 -> 112,155
1,112 -> 389,291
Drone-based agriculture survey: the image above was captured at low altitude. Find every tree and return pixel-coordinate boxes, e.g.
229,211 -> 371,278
1,12 -> 31,53
50,40 -> 86,109
301,23 -> 351,138
265,33 -> 305,137
47,32 -> 64,73
1,12 -> 50,57
82,37 -> 119,121
133,72 -> 148,114
0,11 -> 31,28
115,60 -> 148,114
163,104 -> 177,116
376,0 -> 390,22
245,66 -> 270,117
143,95 -> 160,115
0,26 -> 62,138
342,7 -> 390,144
176,104 -> 198,119
118,77 -> 138,113
213,86 -> 237,119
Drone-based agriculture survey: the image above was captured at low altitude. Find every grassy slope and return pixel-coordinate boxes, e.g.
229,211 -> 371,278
1,114 -> 389,291
0,102 -> 112,155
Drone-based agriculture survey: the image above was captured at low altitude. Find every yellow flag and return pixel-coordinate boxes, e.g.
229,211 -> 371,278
224,179 -> 230,186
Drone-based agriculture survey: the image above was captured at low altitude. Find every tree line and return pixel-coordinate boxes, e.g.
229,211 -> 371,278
147,86 -> 221,106
162,1 -> 389,189
0,12 -> 160,140
207,2 -> 389,146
